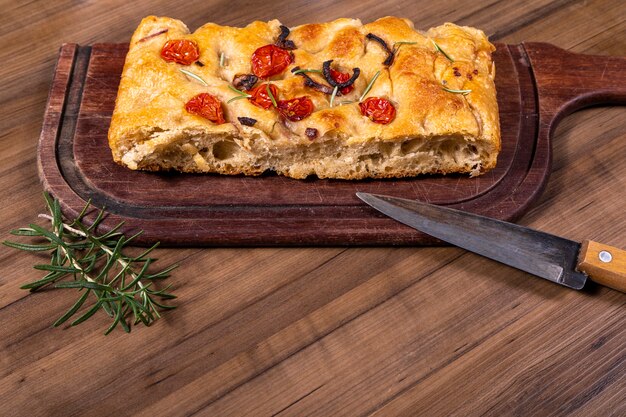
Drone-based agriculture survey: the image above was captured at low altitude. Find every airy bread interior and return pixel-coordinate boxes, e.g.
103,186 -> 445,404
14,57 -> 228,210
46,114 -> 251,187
118,128 -> 495,178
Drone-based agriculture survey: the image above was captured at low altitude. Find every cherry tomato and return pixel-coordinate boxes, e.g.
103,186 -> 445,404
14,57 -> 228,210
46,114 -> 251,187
277,96 -> 314,121
161,39 -> 200,65
248,83 -> 279,109
358,97 -> 396,125
329,68 -> 354,95
185,93 -> 225,124
251,45 -> 293,78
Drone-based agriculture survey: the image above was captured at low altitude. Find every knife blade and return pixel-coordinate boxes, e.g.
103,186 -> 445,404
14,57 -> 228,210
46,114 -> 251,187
356,192 -> 626,292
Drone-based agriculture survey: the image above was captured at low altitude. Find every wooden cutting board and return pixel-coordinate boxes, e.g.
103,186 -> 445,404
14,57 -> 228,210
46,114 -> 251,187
37,42 -> 625,246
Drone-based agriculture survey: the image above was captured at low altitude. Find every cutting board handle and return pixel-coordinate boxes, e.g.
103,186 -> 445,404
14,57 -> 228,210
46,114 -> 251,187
520,43 -> 625,200
524,42 -> 626,114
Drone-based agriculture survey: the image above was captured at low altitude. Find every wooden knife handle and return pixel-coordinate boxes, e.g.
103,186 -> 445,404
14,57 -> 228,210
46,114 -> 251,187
577,240 -> 626,292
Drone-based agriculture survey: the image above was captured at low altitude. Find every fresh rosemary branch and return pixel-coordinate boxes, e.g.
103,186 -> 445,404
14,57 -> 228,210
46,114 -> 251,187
3,193 -> 177,335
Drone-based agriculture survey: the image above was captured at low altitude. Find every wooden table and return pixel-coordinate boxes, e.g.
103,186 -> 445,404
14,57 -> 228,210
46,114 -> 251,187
1,0 -> 624,415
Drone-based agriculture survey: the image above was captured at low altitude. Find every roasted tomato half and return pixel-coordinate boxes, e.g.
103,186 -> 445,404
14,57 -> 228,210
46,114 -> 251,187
185,93 -> 225,124
248,83 -> 279,109
358,97 -> 396,124
251,45 -> 293,78
277,96 -> 314,121
161,39 -> 200,65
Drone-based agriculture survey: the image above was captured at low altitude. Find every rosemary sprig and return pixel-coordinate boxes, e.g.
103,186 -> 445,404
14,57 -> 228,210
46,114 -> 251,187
291,68 -> 322,75
3,193 -> 177,335
227,85 -> 252,103
431,39 -> 454,62
228,85 -> 250,96
329,85 -> 339,107
442,86 -> 472,95
386,41 -> 418,64
266,83 -> 278,108
359,70 -> 381,102
180,69 -> 208,86
227,96 -> 250,103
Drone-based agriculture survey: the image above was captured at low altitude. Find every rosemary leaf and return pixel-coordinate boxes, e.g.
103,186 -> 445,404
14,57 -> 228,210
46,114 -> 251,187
104,301 -> 124,335
3,241 -> 56,251
442,86 -> 472,95
228,85 -> 251,97
359,70 -> 381,102
97,221 -> 124,238
120,228 -> 142,243
71,302 -> 102,326
53,290 -> 91,327
180,69 -> 209,86
133,298 -> 156,320
431,39 -> 454,62
329,85 -> 339,107
227,95 -> 250,103
127,301 -> 144,325
55,280 -> 113,291
149,283 -> 176,296
291,68 -> 322,75
84,206 -> 105,232
74,198 -> 92,222
227,84 -> 252,103
20,272 -> 64,290
33,264 -> 79,273
121,259 -> 152,291
120,313 -> 131,333
132,242 -> 160,262
146,264 -> 178,280
150,300 -> 178,310
266,83 -> 278,108
94,236 -> 126,281
9,228 -> 42,237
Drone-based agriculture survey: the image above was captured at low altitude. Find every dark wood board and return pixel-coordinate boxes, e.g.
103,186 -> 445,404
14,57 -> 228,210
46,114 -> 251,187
37,42 -> 626,246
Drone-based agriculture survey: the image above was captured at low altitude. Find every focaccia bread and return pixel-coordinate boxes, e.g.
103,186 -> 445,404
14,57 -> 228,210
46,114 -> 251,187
108,16 -> 500,179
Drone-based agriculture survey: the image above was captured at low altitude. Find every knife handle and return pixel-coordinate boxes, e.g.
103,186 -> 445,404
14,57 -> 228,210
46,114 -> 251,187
577,240 -> 626,293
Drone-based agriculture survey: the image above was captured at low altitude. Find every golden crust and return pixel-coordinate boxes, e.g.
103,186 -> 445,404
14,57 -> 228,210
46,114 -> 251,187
108,16 -> 500,179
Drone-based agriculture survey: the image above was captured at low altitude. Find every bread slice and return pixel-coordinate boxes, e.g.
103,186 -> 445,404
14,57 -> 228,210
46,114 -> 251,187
108,16 -> 500,179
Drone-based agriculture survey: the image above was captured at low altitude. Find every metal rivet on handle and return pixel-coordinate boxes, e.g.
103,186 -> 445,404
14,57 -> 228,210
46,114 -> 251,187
599,250 -> 612,263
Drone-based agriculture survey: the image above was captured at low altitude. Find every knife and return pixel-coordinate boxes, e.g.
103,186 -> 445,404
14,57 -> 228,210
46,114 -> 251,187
356,192 -> 626,293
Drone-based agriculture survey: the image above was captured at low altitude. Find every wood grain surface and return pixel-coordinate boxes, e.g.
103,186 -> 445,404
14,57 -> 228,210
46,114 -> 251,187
1,0 -> 625,416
